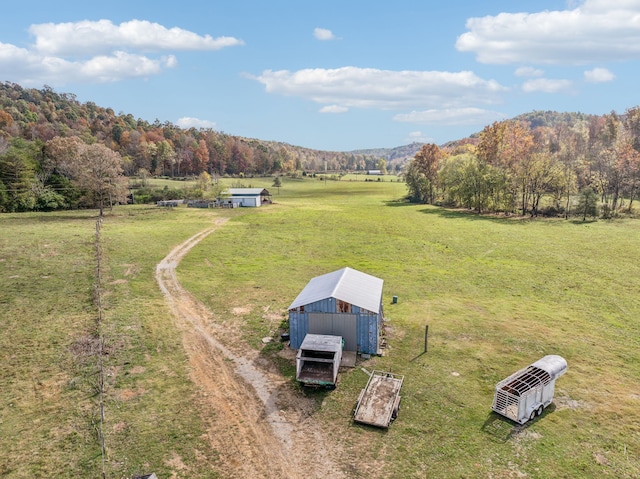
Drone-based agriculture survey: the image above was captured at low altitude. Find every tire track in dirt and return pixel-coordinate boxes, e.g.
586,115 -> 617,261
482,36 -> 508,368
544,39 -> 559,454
156,218 -> 349,478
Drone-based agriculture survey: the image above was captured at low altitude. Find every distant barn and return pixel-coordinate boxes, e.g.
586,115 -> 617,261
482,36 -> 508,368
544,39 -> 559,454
288,267 -> 384,355
226,188 -> 272,207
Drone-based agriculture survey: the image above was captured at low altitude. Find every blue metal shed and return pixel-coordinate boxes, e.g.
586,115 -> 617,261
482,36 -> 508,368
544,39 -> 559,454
288,267 -> 384,355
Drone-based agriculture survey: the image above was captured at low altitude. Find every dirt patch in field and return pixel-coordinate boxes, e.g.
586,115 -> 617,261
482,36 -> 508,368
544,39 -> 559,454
554,393 -> 590,411
112,422 -> 127,433
232,306 -> 252,316
155,218 -> 354,479
116,388 -> 146,401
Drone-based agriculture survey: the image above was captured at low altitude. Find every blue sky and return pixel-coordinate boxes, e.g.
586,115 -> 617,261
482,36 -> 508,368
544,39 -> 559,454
1,0 -> 639,151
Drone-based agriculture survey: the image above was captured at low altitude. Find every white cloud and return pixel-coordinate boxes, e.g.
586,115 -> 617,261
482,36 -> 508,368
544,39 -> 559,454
584,67 -> 615,83
254,67 -> 507,110
314,28 -> 336,41
29,19 -> 244,56
319,105 -> 348,113
176,117 -> 217,129
456,0 -> 640,64
0,42 -> 176,84
515,66 -> 544,77
405,131 -> 433,144
522,78 -> 573,93
0,19 -> 241,85
78,52 -> 177,82
394,108 -> 506,126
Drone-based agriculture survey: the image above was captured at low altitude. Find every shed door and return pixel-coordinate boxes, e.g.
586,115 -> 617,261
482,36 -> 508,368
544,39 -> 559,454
308,313 -> 357,351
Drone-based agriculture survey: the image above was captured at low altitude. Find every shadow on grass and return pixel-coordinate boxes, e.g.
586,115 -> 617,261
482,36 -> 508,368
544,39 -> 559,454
410,351 -> 428,362
481,404 -> 558,443
384,199 -> 415,207
0,214 -> 99,224
417,207 -> 535,224
481,413 -> 520,443
386,201 -> 604,226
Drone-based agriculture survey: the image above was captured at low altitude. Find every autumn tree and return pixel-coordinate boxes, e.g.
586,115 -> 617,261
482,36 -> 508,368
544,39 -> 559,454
44,136 -> 83,178
75,143 -> 127,215
525,152 -> 564,216
439,153 -> 506,213
477,120 -> 535,213
548,122 -> 584,217
405,143 -> 444,204
273,175 -> 282,194
195,140 -> 209,171
576,187 -> 599,221
47,138 -> 126,215
615,141 -> 640,212
156,140 -> 176,176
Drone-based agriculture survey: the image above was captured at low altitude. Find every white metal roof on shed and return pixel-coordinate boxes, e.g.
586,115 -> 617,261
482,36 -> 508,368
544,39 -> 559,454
228,188 -> 269,196
288,267 -> 383,314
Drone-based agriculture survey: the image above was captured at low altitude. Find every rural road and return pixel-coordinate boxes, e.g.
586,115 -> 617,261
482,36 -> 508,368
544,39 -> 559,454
155,217 -> 350,478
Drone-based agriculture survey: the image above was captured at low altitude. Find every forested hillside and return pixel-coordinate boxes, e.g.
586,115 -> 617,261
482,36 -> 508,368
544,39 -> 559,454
406,108 -> 640,218
0,82 -> 391,212
3,80 -> 640,217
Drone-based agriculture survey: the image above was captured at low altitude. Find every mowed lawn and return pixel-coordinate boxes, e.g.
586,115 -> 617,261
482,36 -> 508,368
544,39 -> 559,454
1,175 -> 639,478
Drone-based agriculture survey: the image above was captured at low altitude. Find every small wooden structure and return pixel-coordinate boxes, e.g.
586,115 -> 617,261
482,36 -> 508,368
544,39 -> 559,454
492,355 -> 567,424
296,334 -> 343,388
353,370 -> 403,428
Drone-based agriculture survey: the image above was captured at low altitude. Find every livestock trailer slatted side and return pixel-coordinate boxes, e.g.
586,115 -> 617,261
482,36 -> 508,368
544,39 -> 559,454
500,366 -> 551,395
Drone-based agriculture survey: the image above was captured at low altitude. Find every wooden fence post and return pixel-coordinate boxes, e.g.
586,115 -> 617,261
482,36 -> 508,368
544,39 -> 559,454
424,325 -> 429,353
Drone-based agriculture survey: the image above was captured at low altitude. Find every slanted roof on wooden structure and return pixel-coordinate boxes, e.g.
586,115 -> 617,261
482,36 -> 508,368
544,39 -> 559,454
228,188 -> 271,196
288,267 -> 383,314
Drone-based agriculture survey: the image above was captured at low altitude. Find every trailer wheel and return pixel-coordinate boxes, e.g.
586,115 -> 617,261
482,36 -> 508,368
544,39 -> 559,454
391,397 -> 401,420
529,410 -> 537,421
536,406 -> 544,417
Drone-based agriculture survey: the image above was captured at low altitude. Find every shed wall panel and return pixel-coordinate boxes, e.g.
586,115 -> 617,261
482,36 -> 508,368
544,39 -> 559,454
308,313 -> 357,351
289,298 -> 382,354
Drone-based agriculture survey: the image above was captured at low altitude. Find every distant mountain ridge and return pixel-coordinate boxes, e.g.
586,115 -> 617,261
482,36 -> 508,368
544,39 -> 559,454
350,142 -> 425,160
0,81 -> 630,174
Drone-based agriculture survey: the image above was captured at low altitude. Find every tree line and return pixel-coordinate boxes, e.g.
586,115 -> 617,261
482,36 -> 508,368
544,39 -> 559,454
0,82 -> 388,212
405,109 -> 640,219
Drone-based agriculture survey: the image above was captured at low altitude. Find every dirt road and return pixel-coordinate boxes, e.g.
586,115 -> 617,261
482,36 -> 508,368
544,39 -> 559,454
156,218 -> 350,478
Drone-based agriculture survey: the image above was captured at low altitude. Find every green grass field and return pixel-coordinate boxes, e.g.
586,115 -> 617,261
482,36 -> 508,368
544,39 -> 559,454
1,176 -> 639,478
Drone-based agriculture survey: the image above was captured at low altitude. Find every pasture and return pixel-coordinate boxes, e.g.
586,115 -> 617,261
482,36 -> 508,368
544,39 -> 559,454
0,176 -> 638,478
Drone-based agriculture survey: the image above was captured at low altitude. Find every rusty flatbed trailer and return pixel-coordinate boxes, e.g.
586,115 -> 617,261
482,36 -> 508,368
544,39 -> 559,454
353,370 -> 404,428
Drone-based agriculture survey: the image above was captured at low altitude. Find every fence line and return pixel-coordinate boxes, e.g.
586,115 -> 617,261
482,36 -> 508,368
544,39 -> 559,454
94,216 -> 107,479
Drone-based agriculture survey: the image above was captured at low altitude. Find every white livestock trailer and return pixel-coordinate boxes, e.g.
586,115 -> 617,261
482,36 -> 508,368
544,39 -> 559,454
492,355 -> 567,424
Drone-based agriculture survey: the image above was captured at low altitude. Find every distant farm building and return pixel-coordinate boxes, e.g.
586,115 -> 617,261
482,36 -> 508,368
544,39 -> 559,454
224,188 -> 272,207
367,170 -> 382,175
288,267 -> 384,355
157,199 -> 184,207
